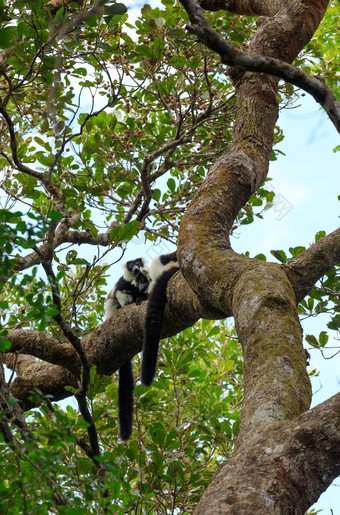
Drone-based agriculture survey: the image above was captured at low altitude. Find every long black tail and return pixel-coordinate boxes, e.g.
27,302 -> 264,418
141,268 -> 178,387
118,360 -> 135,441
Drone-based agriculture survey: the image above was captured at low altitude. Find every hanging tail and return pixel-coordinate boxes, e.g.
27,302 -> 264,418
141,268 -> 178,387
118,360 -> 135,441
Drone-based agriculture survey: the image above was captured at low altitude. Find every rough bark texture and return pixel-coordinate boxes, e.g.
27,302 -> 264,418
3,0 -> 339,513
192,392 -> 340,514
198,0 -> 282,16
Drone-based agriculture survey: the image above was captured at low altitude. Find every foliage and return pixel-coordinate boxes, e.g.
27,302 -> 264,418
300,0 -> 340,104
0,0 -> 284,251
269,230 -> 340,353
0,320 -> 242,513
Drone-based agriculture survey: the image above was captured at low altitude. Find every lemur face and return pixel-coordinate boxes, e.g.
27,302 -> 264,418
136,272 -> 149,293
126,258 -> 145,276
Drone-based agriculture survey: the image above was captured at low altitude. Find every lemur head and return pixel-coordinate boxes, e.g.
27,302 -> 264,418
135,271 -> 149,293
123,257 -> 147,282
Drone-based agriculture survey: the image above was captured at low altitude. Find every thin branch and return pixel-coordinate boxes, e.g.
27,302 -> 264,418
39,256 -> 103,465
285,227 -> 340,303
14,212 -> 80,272
55,0 -> 108,41
0,104 -> 65,205
179,0 -> 340,133
0,105 -> 44,181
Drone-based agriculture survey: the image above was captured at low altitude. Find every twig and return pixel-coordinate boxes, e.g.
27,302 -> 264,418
179,0 -> 340,133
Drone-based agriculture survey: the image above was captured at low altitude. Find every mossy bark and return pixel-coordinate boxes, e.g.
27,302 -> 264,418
177,1 -> 333,513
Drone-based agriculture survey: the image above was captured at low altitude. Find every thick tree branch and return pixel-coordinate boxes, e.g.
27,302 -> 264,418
232,262 -> 312,445
177,2 -> 331,513
285,227 -> 340,303
194,392 -> 340,515
180,0 -> 340,133
5,329 -> 80,375
288,392 -> 340,504
198,0 -> 282,16
2,353 -> 79,408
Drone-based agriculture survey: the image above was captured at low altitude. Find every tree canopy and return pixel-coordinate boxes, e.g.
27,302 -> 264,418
0,0 -> 339,513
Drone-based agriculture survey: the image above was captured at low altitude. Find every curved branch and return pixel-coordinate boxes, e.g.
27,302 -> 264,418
5,329 -> 80,375
0,105 -> 44,181
194,392 -> 340,514
285,227 -> 340,303
0,104 -> 66,204
180,0 -> 340,133
289,392 -> 340,502
3,353 -> 79,409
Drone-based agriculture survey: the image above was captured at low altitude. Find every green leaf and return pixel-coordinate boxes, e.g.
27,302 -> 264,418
168,55 -> 186,67
136,44 -> 156,59
270,249 -> 287,263
73,68 -> 88,77
110,220 -> 140,242
104,3 -> 127,15
153,37 -> 165,58
315,230 -> 326,242
319,331 -> 328,347
0,27 -> 16,48
289,246 -> 306,258
167,178 -> 176,192
0,339 -> 11,351
254,253 -> 267,261
152,189 -> 161,202
328,316 -> 340,330
46,307 -> 60,317
47,211 -> 63,220
305,334 -> 319,348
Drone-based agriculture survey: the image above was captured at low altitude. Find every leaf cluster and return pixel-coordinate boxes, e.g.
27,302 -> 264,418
0,320 -> 243,513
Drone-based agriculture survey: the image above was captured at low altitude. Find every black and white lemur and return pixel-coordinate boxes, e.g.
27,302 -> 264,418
141,251 -> 179,387
105,257 -> 150,441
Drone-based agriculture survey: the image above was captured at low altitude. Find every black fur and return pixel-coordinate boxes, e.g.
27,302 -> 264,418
118,360 -> 135,441
141,252 -> 178,387
115,274 -> 148,305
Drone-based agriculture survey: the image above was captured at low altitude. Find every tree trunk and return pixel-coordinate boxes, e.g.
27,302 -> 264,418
177,0 -> 340,512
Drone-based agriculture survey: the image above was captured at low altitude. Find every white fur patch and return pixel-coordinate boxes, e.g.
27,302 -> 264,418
116,290 -> 133,307
123,267 -> 136,283
148,256 -> 179,293
105,287 -> 119,318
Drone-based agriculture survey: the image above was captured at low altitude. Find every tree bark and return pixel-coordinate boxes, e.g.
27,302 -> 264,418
176,0 -> 336,513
